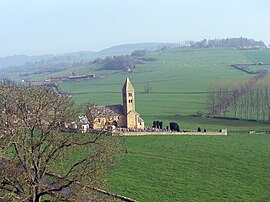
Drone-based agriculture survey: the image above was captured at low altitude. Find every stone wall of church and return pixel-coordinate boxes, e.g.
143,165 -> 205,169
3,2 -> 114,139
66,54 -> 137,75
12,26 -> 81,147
126,113 -> 145,129
92,115 -> 126,130
137,117 -> 144,130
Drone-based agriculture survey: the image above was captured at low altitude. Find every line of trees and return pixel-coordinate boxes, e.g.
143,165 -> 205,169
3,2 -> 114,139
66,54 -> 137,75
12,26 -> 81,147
207,70 -> 270,121
94,50 -> 157,72
192,37 -> 266,49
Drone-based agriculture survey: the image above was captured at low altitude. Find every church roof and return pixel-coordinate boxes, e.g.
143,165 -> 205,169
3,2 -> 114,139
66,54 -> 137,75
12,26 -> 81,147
89,104 -> 124,118
122,77 -> 134,91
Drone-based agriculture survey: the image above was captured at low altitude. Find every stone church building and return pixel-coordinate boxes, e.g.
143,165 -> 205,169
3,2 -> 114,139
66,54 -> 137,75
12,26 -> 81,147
87,78 -> 145,130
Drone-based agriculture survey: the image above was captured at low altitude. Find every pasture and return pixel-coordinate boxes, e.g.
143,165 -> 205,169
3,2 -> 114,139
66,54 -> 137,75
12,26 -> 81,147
57,48 -> 270,131
108,134 -> 270,202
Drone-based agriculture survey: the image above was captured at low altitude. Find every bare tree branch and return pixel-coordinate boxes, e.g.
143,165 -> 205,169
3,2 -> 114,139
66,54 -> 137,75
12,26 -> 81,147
0,82 -> 121,201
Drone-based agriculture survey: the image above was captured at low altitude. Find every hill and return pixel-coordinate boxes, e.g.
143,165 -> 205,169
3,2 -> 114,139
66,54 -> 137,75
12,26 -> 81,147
0,43 -> 162,70
99,42 -> 167,55
0,43 -> 163,78
0,38 -> 267,79
0,54 -> 54,69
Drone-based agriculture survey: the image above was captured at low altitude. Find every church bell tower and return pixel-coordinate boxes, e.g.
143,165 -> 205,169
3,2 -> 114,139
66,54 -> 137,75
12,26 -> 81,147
122,77 -> 135,115
122,78 -> 138,128
121,77 -> 144,129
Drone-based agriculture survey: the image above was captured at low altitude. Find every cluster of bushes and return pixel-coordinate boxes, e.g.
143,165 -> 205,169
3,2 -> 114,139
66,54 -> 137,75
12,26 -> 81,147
197,127 -> 206,132
99,55 -> 135,71
169,122 -> 180,132
152,121 -> 180,132
131,49 -> 146,57
152,120 -> 163,129
94,49 -> 157,71
152,121 -> 211,133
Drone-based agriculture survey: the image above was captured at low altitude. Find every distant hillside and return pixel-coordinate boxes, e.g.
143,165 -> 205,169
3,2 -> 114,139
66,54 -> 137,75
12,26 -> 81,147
98,42 -> 167,56
0,43 -> 165,78
0,43 -> 163,70
0,38 -> 267,79
0,52 -> 100,70
0,54 -> 54,69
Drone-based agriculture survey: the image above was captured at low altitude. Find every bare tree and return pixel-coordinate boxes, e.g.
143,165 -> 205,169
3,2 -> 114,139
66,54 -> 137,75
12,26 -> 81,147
207,69 -> 268,121
207,83 -> 218,115
0,82 -> 120,201
144,82 -> 152,94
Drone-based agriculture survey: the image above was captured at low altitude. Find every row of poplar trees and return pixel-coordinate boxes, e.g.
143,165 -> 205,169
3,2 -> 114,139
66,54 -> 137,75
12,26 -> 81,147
207,70 -> 270,122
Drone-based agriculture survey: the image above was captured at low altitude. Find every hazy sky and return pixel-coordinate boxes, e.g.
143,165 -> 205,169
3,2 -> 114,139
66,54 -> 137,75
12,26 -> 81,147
0,0 -> 269,57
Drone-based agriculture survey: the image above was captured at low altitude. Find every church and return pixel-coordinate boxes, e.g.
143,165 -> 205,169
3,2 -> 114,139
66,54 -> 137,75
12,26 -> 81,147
87,78 -> 145,130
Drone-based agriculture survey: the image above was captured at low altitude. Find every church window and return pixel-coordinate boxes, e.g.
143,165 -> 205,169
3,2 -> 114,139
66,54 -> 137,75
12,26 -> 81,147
128,93 -> 132,96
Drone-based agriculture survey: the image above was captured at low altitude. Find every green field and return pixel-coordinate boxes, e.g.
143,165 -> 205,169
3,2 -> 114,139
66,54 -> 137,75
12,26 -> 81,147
55,48 -> 270,131
108,135 -> 270,202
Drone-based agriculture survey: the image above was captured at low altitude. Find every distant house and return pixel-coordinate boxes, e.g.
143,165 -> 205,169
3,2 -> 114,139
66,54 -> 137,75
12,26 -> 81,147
48,74 -> 95,82
87,78 -> 144,130
78,115 -> 90,133
63,115 -> 90,133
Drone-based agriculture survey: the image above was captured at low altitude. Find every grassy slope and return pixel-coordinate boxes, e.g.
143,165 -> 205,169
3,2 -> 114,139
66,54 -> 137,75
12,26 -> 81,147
243,49 -> 270,72
108,135 -> 270,202
245,49 -> 270,63
61,48 -> 251,106
58,48 -> 270,131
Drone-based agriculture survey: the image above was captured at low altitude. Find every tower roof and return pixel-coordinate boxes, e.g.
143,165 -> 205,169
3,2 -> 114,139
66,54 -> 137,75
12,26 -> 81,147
122,77 -> 134,91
